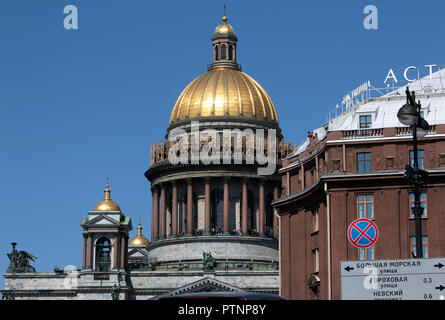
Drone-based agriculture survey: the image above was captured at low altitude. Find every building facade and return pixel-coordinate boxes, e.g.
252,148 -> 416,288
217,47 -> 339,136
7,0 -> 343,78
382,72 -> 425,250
2,13 -> 295,300
273,70 -> 445,299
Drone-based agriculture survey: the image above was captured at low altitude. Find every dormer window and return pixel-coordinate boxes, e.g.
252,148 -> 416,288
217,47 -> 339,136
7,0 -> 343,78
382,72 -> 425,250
359,115 -> 372,129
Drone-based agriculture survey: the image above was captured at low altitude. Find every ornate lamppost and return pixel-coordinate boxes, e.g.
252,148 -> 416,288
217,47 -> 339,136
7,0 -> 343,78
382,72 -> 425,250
397,87 -> 430,258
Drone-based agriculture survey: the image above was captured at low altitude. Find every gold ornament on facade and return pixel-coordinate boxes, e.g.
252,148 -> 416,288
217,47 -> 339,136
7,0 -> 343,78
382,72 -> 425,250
93,181 -> 121,211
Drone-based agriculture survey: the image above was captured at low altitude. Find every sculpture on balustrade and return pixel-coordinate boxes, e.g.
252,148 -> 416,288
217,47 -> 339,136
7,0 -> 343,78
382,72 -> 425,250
6,242 -> 37,273
202,251 -> 216,272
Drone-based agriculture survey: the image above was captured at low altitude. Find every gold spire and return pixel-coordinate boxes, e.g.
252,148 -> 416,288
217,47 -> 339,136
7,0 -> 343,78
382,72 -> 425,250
104,178 -> 111,200
222,4 -> 227,22
93,179 -> 121,211
129,217 -> 150,246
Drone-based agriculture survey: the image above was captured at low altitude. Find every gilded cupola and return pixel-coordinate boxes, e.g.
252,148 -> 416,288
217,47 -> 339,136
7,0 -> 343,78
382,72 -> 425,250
168,9 -> 278,128
129,219 -> 150,246
93,181 -> 121,211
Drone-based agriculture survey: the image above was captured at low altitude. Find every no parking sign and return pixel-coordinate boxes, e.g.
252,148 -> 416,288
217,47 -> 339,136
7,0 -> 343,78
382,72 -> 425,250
347,219 -> 378,248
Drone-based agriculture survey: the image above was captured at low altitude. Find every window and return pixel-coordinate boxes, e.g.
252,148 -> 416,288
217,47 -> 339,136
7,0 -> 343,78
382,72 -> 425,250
358,247 -> 374,261
221,44 -> 226,60
210,188 -> 224,230
214,45 -> 219,61
409,193 -> 427,217
410,236 -> 428,258
357,152 -> 372,173
312,210 -> 319,233
229,44 -> 233,60
359,115 -> 372,129
313,249 -> 319,273
95,238 -> 111,271
357,195 -> 374,219
410,150 -> 424,169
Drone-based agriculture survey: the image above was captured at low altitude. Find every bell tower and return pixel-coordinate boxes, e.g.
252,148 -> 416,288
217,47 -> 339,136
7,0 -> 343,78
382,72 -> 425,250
80,181 -> 132,272
210,6 -> 240,70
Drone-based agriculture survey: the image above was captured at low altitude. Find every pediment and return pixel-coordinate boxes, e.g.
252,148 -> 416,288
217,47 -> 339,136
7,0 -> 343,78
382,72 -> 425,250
128,248 -> 148,259
84,214 -> 119,227
156,277 -> 245,299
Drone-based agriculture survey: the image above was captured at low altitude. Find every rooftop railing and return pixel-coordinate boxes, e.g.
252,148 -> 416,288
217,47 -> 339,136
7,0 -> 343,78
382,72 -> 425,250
150,138 -> 297,166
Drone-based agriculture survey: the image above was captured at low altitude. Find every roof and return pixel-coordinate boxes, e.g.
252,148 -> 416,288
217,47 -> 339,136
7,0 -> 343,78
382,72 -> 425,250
286,67 -> 445,159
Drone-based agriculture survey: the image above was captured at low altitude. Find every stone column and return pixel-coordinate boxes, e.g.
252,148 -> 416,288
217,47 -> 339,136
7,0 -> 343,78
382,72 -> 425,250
273,183 -> 280,238
120,235 -> 126,269
114,235 -> 119,269
259,179 -> 265,235
204,177 -> 211,234
160,184 -> 166,239
87,234 -> 92,269
152,187 -> 159,240
186,178 -> 193,235
171,181 -> 178,237
242,178 -> 248,235
82,234 -> 87,269
223,177 -> 230,234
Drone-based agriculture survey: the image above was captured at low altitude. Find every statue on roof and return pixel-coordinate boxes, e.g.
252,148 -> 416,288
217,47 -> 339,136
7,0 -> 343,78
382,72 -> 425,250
6,242 -> 37,273
111,283 -> 121,300
202,251 -> 216,272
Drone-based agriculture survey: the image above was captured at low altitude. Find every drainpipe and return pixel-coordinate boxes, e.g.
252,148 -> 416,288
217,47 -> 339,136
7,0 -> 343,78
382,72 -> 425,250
324,182 -> 332,300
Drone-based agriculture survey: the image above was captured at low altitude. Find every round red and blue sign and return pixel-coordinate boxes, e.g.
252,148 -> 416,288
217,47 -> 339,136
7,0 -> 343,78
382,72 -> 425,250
347,218 -> 379,249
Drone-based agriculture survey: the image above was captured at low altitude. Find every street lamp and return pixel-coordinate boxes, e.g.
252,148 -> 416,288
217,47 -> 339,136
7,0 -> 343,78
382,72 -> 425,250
397,86 -> 430,259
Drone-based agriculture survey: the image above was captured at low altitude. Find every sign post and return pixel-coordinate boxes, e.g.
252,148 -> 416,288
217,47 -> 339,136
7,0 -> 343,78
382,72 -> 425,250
341,257 -> 445,300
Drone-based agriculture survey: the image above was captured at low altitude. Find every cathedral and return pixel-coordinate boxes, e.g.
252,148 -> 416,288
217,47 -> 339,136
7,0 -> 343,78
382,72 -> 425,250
2,12 -> 294,300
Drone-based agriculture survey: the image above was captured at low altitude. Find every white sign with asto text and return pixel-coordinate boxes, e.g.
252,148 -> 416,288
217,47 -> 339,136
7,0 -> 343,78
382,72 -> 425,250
341,257 -> 445,300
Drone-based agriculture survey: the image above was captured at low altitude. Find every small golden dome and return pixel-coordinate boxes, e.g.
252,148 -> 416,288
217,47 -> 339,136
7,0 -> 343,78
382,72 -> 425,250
93,182 -> 121,211
169,67 -> 278,126
129,220 -> 150,246
214,16 -> 235,36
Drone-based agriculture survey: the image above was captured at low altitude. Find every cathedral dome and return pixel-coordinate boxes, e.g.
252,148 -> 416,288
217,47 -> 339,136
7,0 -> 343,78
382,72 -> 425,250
93,183 -> 121,211
169,67 -> 279,126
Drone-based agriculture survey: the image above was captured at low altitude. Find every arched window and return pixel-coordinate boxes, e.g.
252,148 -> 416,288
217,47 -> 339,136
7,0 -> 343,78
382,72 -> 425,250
192,192 -> 198,231
178,193 -> 186,234
248,190 -> 255,233
95,237 -> 111,271
214,45 -> 219,61
229,45 -> 233,61
265,193 -> 274,237
211,188 -> 224,231
240,190 -> 256,234
221,44 -> 227,60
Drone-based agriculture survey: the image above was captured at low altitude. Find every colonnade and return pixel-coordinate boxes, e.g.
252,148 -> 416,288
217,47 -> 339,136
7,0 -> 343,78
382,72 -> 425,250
150,177 -> 279,240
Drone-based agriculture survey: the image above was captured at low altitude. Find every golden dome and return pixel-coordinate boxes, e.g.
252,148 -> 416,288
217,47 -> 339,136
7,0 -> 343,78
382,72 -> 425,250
129,220 -> 150,246
169,67 -> 279,126
93,182 -> 121,211
214,16 -> 235,36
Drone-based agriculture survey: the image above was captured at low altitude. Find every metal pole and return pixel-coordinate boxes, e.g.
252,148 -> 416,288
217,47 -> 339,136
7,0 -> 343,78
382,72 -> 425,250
412,106 -> 423,259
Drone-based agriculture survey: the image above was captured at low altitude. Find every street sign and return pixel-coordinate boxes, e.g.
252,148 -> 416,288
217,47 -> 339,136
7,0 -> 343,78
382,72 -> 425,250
347,219 -> 378,248
341,257 -> 445,300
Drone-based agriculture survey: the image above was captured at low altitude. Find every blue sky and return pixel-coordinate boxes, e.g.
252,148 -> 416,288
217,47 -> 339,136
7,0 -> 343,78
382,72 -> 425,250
1,0 -> 445,283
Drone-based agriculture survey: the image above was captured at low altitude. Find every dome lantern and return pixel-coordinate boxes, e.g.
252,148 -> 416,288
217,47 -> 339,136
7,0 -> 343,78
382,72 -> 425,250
210,5 -> 239,70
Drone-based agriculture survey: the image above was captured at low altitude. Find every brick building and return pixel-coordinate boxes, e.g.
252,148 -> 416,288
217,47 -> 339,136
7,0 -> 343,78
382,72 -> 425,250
273,69 -> 445,299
